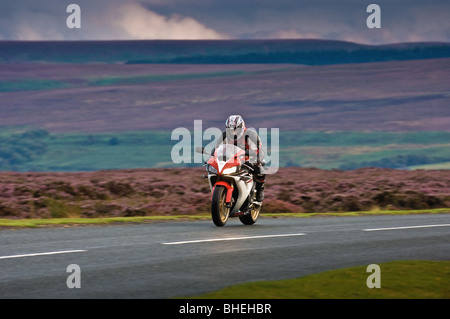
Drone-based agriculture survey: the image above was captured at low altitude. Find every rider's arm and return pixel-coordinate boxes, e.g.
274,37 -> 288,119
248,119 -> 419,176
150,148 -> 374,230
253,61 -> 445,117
245,130 -> 265,164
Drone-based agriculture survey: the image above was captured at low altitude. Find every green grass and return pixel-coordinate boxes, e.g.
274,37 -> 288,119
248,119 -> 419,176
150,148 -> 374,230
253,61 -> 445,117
188,260 -> 450,299
0,215 -> 210,228
11,130 -> 174,171
0,209 -> 448,228
263,208 -> 450,218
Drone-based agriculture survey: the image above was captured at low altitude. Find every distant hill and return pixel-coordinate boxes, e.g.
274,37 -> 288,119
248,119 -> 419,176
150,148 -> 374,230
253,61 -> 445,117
1,40 -> 450,171
1,58 -> 449,133
1,39 -> 450,64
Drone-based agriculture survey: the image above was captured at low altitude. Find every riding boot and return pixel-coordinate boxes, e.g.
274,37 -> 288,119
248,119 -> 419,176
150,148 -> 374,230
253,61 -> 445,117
255,183 -> 264,202
253,164 -> 265,203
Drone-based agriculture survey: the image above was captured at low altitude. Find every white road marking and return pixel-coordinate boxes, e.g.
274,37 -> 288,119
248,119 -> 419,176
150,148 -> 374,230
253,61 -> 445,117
0,250 -> 87,260
162,233 -> 306,245
363,224 -> 450,232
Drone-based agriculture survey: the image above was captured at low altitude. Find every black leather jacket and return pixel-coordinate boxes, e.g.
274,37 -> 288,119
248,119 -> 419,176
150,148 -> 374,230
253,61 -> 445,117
212,128 -> 265,165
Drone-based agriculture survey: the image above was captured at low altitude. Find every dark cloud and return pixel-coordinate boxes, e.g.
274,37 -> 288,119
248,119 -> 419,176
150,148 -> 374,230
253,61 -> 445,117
0,0 -> 449,43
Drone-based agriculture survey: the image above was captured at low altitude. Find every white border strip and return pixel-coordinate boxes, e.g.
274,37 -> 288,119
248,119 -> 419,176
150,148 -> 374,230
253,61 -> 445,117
363,224 -> 450,232
0,250 -> 87,260
162,233 -> 305,245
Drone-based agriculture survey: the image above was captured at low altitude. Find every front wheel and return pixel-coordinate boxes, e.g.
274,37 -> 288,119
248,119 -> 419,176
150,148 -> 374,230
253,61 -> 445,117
239,204 -> 261,225
211,186 -> 230,226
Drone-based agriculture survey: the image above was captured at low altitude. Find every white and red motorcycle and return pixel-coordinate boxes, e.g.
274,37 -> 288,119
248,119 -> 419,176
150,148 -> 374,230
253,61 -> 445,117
197,144 -> 262,226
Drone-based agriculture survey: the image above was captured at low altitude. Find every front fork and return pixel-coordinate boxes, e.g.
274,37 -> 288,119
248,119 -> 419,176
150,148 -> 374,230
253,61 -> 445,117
212,181 -> 234,206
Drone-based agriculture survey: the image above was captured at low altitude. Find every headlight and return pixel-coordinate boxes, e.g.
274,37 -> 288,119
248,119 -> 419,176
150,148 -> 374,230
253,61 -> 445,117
207,164 -> 217,174
222,166 -> 238,175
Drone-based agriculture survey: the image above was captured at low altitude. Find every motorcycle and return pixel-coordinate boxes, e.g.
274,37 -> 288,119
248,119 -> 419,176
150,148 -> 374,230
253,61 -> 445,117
196,144 -> 262,226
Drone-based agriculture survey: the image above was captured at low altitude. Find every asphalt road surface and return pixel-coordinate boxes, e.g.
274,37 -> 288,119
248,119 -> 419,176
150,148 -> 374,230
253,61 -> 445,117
0,214 -> 449,299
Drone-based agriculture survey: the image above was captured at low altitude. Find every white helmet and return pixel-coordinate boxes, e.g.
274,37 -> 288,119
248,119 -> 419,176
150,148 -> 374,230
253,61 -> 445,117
225,115 -> 246,139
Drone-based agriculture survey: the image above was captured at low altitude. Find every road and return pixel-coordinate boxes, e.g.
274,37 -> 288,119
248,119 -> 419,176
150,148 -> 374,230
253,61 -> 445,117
0,214 -> 449,299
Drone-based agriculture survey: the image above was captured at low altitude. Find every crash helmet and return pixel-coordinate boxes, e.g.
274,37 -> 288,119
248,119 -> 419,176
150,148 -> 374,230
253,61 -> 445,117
225,115 -> 246,139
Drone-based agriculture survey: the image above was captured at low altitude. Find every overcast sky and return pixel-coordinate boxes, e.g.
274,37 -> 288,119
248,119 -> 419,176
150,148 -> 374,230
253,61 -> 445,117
0,0 -> 449,44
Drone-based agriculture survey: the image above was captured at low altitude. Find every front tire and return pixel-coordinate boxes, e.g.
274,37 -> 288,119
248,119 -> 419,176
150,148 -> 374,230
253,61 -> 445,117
239,204 -> 261,225
211,186 -> 230,226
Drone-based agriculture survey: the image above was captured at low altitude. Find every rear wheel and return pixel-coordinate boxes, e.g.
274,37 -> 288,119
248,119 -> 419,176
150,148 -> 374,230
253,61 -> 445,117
211,186 -> 230,226
239,203 -> 261,225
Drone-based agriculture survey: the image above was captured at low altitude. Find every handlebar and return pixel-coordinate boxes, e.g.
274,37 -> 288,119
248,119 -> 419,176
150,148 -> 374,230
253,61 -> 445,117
196,146 -> 262,166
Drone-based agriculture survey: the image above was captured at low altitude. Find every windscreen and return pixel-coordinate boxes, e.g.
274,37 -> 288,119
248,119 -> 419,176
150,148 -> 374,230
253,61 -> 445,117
216,144 -> 244,162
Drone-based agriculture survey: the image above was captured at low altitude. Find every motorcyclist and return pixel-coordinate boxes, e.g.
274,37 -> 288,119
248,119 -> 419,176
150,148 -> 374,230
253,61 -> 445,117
211,115 -> 266,203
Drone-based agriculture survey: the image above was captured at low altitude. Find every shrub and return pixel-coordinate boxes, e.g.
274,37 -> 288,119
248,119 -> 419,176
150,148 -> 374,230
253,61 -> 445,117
42,198 -> 81,218
0,167 -> 448,219
101,181 -> 134,196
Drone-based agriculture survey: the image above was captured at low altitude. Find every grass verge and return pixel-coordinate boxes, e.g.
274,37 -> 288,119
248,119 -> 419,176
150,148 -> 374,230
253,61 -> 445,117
263,208 -> 450,218
0,215 -> 210,228
0,208 -> 448,228
187,260 -> 450,299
